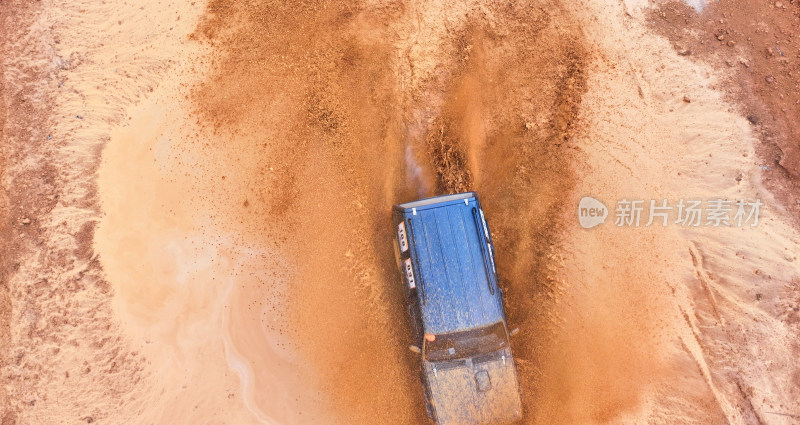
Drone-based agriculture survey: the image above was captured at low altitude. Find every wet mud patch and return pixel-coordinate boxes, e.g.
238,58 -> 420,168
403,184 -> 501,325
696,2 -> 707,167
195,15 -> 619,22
426,120 -> 474,194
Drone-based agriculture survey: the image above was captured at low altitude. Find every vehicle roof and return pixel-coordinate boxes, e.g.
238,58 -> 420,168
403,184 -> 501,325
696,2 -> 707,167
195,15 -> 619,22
396,193 -> 503,335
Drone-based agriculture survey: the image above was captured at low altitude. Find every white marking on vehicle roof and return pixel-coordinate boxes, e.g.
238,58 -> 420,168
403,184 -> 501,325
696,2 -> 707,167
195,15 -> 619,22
479,209 -> 490,239
412,207 -> 417,215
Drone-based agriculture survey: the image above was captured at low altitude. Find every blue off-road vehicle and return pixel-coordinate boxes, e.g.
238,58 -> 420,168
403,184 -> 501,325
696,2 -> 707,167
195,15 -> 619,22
392,192 -> 523,425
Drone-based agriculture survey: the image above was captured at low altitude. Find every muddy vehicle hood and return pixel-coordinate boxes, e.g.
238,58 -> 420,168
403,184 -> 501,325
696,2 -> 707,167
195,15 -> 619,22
424,350 -> 522,425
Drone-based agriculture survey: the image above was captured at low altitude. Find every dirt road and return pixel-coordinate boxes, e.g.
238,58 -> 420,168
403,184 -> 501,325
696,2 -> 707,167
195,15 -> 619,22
1,0 -> 799,424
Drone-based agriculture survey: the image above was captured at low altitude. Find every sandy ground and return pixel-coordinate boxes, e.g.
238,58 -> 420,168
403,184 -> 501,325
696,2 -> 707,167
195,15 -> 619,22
1,0 -> 800,424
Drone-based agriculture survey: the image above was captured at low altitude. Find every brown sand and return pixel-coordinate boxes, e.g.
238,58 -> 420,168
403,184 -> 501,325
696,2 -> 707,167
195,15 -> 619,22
1,0 -> 800,424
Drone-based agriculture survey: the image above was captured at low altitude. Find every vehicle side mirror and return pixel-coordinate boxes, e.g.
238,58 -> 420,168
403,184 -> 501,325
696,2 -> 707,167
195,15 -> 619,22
509,328 -> 520,337
409,345 -> 421,354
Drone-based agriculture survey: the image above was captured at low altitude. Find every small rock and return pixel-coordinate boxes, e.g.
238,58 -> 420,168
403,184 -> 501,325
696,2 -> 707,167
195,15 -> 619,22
678,48 -> 692,56
725,60 -> 734,67
716,34 -> 725,41
735,173 -> 743,182
775,1 -> 783,7
524,122 -> 535,130
21,218 -> 31,225
765,75 -> 775,83
756,293 -> 763,301
683,95 -> 691,103
75,115 -> 83,119
739,58 -> 750,68
727,40 -> 735,47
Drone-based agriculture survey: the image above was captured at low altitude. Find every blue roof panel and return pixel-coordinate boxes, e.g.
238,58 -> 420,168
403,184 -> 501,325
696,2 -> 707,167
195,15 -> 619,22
402,195 -> 502,334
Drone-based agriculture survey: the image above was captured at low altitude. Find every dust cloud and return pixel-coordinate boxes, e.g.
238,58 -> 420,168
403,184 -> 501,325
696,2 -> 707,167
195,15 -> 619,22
186,0 -> 600,423
3,0 -> 791,424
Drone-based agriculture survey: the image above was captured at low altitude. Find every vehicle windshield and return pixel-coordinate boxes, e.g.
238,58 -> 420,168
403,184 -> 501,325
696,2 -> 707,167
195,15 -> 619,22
424,321 -> 508,362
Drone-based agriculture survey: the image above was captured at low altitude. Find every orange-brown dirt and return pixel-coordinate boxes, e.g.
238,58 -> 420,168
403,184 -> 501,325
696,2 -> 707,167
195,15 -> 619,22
189,1 -> 589,423
650,0 -> 800,221
2,1 -> 800,425
1,1 -> 146,423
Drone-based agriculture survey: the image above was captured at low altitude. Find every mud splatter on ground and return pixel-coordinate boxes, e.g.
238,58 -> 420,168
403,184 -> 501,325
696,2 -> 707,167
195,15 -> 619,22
190,1 -> 591,423
2,0 -> 800,424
